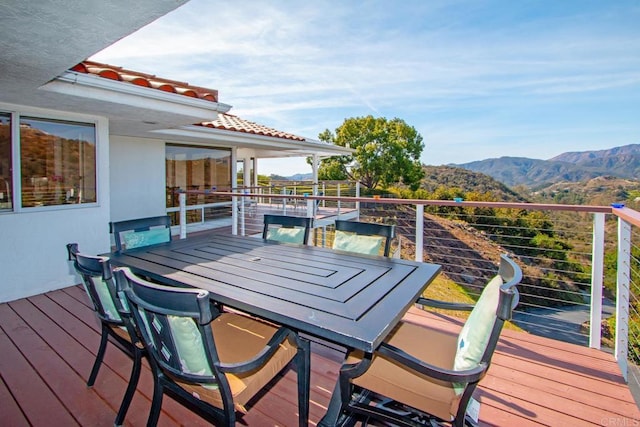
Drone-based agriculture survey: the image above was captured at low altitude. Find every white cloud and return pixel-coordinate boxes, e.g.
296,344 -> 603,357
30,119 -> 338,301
92,0 -> 640,173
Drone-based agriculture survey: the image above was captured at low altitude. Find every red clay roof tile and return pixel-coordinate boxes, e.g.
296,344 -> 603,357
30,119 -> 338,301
198,113 -> 305,141
72,60 -> 218,102
71,60 -> 307,142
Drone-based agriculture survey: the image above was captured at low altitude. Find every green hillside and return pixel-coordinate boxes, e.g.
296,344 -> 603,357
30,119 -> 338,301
418,165 -> 526,202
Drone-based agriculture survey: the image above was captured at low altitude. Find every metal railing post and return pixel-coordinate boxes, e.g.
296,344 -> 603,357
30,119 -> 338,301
356,181 -> 360,220
415,204 -> 424,262
616,217 -> 631,380
590,212 -> 605,349
179,192 -> 187,239
322,182 -> 326,208
231,191 -> 238,236
283,186 -> 288,214
337,183 -> 341,216
240,192 -> 246,236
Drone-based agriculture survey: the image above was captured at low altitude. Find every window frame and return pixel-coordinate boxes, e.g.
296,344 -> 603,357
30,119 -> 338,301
0,109 -> 100,213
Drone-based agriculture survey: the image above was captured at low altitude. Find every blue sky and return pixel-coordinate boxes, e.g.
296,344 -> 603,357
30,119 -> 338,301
91,0 -> 640,176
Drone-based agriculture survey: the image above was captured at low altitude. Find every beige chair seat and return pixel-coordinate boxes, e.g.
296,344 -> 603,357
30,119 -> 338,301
349,321 -> 461,422
171,312 -> 298,414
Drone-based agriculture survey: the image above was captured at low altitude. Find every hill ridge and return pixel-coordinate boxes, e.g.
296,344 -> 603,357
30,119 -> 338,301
456,143 -> 640,187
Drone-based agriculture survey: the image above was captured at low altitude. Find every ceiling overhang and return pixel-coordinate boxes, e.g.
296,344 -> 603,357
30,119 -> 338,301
0,0 -> 189,111
155,125 -> 354,158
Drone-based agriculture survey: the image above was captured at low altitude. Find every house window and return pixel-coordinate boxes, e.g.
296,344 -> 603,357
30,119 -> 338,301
19,117 -> 96,208
165,144 -> 231,224
0,113 -> 12,210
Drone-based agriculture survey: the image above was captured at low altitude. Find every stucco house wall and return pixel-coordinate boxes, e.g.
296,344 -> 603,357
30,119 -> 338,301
109,136 -> 167,223
0,104 -> 111,303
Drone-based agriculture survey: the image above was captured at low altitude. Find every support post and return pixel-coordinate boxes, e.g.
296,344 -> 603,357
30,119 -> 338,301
590,213 -> 605,349
283,186 -> 288,214
415,204 -> 424,262
231,148 -> 238,235
240,190 -> 246,236
355,181 -> 360,220
616,218 -> 631,380
312,154 -> 319,196
179,192 -> 187,239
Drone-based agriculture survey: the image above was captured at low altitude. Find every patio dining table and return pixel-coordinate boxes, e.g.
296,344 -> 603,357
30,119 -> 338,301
107,232 -> 441,424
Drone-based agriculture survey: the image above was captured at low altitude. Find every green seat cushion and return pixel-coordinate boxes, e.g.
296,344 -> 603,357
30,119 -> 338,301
266,227 -> 306,244
332,230 -> 384,256
167,315 -> 214,378
453,274 -> 503,394
90,276 -> 121,321
122,227 -> 170,250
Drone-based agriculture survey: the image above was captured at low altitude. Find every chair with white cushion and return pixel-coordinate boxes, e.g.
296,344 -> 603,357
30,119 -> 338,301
262,214 -> 313,245
336,255 -> 522,427
332,219 -> 395,257
110,215 -> 172,253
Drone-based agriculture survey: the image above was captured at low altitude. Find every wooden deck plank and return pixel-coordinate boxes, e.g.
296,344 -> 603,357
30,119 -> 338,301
1,287 -> 639,426
0,359 -> 30,426
7,297 -> 137,426
488,354 -> 639,417
0,304 -> 81,426
44,288 -> 211,427
492,351 -> 634,403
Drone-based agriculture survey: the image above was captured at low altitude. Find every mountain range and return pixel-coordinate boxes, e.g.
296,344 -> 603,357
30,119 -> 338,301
455,144 -> 640,188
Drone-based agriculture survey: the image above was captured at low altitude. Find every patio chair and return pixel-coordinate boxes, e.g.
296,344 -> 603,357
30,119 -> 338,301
336,255 -> 522,427
110,215 -> 171,253
262,214 -> 313,245
66,244 -> 144,427
114,267 -> 310,427
332,219 -> 395,257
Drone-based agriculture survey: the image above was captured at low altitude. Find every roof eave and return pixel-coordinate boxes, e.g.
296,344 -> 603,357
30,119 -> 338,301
42,71 -> 233,118
154,125 -> 354,156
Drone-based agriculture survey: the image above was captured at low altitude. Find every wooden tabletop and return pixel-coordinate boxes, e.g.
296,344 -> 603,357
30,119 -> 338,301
108,233 -> 441,352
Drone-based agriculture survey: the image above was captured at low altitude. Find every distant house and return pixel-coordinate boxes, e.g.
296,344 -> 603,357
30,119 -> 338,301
0,1 -> 350,303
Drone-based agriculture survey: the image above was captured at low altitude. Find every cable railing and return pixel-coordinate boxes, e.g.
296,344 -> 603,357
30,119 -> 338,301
172,188 -> 639,386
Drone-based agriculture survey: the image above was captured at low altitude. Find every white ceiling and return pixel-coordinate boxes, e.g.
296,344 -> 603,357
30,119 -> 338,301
0,0 -> 190,125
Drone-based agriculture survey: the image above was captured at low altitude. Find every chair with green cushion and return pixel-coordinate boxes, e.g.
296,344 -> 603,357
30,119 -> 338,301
115,267 -> 310,427
262,214 -> 313,245
66,244 -> 144,427
336,255 -> 522,427
110,215 -> 172,253
333,220 -> 395,257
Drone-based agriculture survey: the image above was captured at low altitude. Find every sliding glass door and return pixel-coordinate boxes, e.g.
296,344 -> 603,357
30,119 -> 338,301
165,144 -> 231,224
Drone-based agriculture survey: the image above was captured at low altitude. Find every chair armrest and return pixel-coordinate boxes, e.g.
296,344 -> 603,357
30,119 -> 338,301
218,326 -> 294,374
415,297 -> 475,312
377,342 -> 487,384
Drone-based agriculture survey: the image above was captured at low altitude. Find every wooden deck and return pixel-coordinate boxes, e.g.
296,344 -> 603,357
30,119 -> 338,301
1,285 -> 638,426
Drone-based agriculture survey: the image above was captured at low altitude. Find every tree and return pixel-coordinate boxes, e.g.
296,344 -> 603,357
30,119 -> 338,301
316,116 -> 424,190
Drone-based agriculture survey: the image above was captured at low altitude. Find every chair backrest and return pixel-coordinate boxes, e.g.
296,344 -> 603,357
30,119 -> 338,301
66,243 -> 125,326
262,214 -> 313,244
452,255 -> 521,404
115,267 -> 223,388
333,220 -> 395,257
110,215 -> 172,253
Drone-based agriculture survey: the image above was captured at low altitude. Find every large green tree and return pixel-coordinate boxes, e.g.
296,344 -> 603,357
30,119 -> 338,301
316,116 -> 424,190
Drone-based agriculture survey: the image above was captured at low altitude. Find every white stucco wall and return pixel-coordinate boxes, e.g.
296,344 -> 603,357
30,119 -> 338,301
0,106 -> 111,303
109,136 -> 167,222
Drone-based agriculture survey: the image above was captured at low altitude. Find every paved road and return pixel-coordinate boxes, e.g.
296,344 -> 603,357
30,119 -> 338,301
511,297 -> 616,346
